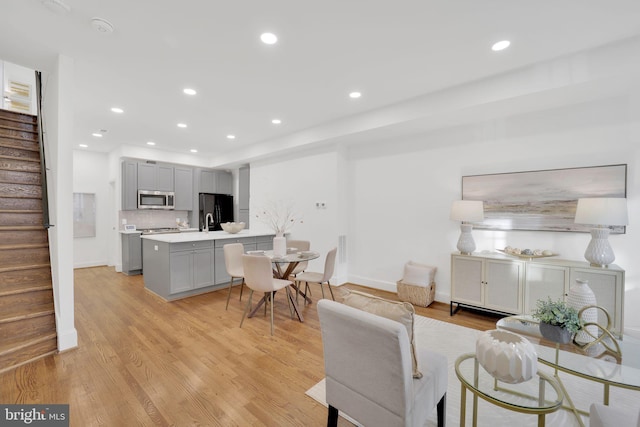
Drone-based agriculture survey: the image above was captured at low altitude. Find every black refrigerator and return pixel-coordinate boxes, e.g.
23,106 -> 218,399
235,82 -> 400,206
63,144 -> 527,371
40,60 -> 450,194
199,193 -> 234,231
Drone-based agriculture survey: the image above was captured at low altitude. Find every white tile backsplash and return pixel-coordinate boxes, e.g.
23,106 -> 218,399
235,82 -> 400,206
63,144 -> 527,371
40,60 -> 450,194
119,210 -> 190,230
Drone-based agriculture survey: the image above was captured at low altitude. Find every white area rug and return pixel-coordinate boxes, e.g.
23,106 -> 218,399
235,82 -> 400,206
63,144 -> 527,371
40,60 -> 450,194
306,315 -> 638,426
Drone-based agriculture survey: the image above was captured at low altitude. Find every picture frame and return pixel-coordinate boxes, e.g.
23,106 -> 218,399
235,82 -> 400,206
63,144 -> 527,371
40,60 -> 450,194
462,164 -> 627,233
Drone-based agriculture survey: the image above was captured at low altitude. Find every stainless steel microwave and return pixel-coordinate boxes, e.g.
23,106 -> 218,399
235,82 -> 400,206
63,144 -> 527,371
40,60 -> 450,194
137,190 -> 175,210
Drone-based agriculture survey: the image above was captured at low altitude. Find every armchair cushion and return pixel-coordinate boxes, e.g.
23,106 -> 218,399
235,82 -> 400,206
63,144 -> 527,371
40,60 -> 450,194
342,289 -> 422,378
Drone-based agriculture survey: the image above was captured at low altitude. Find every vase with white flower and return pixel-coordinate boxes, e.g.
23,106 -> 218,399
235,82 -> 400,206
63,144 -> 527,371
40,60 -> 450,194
255,200 -> 303,257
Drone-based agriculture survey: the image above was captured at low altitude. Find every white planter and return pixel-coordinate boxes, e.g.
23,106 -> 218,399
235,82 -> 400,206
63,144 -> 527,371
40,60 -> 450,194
476,329 -> 538,384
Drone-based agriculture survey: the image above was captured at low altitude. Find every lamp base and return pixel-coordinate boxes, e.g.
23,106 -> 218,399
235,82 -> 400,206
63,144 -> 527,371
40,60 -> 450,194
456,224 -> 476,255
584,227 -> 615,267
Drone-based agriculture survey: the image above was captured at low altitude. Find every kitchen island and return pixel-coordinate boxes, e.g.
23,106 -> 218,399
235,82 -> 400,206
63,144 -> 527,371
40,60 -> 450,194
141,230 -> 275,300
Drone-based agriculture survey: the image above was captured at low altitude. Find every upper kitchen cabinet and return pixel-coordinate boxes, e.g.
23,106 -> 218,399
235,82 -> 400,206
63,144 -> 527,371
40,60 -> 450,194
121,160 -> 138,210
197,169 -> 233,195
174,166 -> 193,211
138,161 -> 174,192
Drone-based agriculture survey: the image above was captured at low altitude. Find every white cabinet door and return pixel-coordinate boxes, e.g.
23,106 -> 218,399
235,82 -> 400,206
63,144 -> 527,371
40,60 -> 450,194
524,263 -> 569,314
484,259 -> 524,314
451,256 -> 483,307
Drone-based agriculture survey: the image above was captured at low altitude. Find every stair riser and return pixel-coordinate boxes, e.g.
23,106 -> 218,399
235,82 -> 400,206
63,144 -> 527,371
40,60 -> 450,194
0,313 -> 55,342
0,169 -> 42,185
0,336 -> 57,373
0,145 -> 40,160
0,110 -> 36,124
0,127 -> 37,140
0,212 -> 43,226
0,182 -> 41,198
0,229 -> 48,246
0,289 -> 53,312
0,118 -> 37,132
0,158 -> 41,173
0,247 -> 50,267
0,267 -> 52,287
0,197 -> 42,210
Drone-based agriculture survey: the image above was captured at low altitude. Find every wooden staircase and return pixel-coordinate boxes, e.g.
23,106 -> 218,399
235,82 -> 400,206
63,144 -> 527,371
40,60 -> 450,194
0,108 -> 57,374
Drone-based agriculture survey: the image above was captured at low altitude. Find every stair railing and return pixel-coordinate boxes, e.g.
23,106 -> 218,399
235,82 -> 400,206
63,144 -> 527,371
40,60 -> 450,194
35,71 -> 52,229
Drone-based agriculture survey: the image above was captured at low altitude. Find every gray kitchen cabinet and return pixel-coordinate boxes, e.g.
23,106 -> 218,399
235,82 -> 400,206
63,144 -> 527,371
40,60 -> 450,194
216,171 -> 233,195
121,232 -> 142,275
138,161 -> 174,191
238,209 -> 250,225
239,166 -> 250,209
199,169 -> 216,194
121,160 -> 138,210
169,241 -> 214,294
174,166 -> 193,211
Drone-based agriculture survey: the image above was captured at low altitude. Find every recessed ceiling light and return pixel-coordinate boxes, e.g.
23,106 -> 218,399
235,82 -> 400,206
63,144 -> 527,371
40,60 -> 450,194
183,88 -> 197,95
492,40 -> 511,51
349,92 -> 362,99
271,119 -> 282,125
190,149 -> 198,153
79,144 -> 88,148
226,134 -> 236,140
111,107 -> 124,113
260,32 -> 278,45
92,133 -> 103,137
177,123 -> 187,128
146,141 -> 156,146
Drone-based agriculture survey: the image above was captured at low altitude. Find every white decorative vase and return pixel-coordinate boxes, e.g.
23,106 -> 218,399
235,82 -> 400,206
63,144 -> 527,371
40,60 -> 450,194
567,278 -> 598,343
456,224 -> 476,255
475,329 -> 538,384
273,236 -> 286,258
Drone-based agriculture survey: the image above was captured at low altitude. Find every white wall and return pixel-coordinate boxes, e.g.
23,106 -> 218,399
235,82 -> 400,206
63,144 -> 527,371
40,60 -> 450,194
346,95 -> 640,335
250,147 -> 342,277
72,150 -> 111,268
2,60 -> 37,115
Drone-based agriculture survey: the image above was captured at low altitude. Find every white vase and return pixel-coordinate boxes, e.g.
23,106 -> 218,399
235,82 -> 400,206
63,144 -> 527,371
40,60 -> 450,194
273,236 -> 286,257
475,329 -> 538,384
567,278 -> 598,343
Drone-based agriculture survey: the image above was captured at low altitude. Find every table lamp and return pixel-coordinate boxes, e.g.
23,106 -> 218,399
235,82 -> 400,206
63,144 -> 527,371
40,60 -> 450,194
574,198 -> 628,267
450,200 -> 484,255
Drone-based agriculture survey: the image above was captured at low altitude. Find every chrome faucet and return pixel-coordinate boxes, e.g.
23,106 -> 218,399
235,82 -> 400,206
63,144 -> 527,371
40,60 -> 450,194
205,213 -> 214,233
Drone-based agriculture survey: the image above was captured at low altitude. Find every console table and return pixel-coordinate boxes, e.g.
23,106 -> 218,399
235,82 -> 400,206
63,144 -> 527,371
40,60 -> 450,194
450,252 -> 625,337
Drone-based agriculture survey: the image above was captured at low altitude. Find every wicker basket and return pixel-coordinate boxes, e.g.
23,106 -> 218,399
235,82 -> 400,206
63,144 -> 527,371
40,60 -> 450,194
397,280 -> 436,307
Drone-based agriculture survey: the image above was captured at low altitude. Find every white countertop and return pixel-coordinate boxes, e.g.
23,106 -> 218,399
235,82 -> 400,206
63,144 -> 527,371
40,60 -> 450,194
119,228 -> 199,235
140,229 -> 274,243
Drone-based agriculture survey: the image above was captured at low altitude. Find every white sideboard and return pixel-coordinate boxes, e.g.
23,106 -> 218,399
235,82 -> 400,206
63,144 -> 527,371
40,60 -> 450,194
450,252 -> 625,336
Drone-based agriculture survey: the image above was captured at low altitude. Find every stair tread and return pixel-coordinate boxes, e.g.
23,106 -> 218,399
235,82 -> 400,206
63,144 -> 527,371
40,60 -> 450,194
0,263 -> 51,273
0,243 -> 49,250
0,332 -> 57,356
0,124 -> 37,134
0,142 -> 39,152
0,302 -> 55,324
0,225 -> 46,231
0,209 -> 43,213
0,154 -> 40,163
0,282 -> 52,296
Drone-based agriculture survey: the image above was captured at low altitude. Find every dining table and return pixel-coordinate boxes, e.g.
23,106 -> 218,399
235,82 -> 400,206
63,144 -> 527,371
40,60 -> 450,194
246,249 -> 321,322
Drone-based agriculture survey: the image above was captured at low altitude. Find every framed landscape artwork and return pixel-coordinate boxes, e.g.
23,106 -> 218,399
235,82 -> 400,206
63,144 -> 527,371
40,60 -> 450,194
462,164 -> 627,233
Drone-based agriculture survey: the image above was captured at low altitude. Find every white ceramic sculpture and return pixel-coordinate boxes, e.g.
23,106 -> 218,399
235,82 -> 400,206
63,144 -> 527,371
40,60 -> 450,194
476,329 -> 538,384
221,222 -> 245,234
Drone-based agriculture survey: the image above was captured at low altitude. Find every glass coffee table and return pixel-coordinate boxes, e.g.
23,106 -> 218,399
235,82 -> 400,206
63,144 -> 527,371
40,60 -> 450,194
455,353 -> 563,427
497,315 -> 640,426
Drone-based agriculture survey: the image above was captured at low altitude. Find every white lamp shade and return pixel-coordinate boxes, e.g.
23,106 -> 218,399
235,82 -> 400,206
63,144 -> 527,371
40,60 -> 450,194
450,200 -> 484,222
574,198 -> 628,226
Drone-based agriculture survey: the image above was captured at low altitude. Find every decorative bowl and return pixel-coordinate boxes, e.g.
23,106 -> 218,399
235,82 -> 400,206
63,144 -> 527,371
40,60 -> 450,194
475,329 -> 538,384
221,222 -> 245,234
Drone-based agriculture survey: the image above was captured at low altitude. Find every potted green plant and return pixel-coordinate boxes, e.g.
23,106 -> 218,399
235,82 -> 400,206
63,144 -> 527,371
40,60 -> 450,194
532,298 -> 582,344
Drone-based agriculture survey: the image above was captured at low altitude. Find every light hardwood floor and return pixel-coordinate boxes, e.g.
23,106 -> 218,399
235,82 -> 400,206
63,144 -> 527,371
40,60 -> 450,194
0,266 -> 498,426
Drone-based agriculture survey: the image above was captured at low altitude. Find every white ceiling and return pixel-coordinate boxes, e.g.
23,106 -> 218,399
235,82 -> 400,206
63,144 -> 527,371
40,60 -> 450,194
2,1 -> 640,165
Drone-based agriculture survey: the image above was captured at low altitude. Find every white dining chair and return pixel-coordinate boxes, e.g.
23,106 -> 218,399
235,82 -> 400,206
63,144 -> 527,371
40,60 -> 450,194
223,243 -> 245,310
296,247 -> 337,301
240,254 -> 294,335
286,239 -> 310,277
